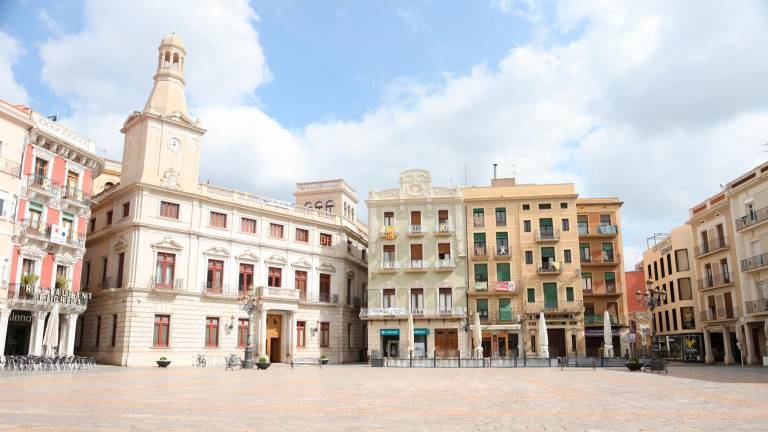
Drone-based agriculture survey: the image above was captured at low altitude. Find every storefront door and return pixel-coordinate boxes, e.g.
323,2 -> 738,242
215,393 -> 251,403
435,329 -> 458,358
5,311 -> 32,355
266,314 -> 282,363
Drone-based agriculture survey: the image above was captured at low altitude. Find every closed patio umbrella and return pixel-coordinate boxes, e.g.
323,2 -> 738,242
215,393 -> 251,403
538,312 -> 549,359
473,311 -> 483,359
42,304 -> 60,356
603,310 -> 614,357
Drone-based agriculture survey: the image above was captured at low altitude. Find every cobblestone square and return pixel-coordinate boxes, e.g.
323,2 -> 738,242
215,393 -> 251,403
1,364 -> 767,431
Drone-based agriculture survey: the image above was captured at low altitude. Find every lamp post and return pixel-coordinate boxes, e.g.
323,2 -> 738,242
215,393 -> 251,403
239,286 -> 260,369
635,280 -> 666,358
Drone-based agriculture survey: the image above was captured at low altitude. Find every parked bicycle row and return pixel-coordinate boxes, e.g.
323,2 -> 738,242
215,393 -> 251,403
1,355 -> 97,372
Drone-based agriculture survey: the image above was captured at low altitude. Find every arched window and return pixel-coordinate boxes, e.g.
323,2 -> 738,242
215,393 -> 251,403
104,182 -> 115,190
163,51 -> 171,68
325,200 -> 335,213
172,53 -> 180,70
351,209 -> 355,220
315,201 -> 323,210
304,202 -> 313,208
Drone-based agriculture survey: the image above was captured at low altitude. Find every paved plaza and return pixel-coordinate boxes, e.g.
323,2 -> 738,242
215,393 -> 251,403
1,364 -> 767,431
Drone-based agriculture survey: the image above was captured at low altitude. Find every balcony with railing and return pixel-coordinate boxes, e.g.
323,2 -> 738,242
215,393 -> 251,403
62,184 -> 92,206
578,224 -> 619,237
360,306 -> 467,319
403,259 -> 428,272
741,252 -> 768,273
745,298 -> 768,314
472,244 -> 488,260
700,307 -> 739,322
735,205 -> 768,231
0,157 -> 21,178
583,313 -> 621,326
581,251 -> 618,266
494,246 -> 511,260
435,222 -> 453,236
379,226 -> 398,240
525,300 -> 583,314
377,261 -> 400,273
150,277 -> 184,292
697,272 -> 733,290
535,228 -> 560,242
201,282 -> 236,297
582,280 -> 621,296
25,174 -> 60,197
537,261 -> 562,275
434,258 -> 456,271
258,285 -> 300,300
7,283 -> 90,311
407,224 -> 426,237
694,237 -> 729,258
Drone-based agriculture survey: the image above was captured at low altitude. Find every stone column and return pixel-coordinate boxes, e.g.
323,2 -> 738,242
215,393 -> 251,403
703,326 -> 714,364
29,311 -> 46,355
287,311 -> 295,360
258,308 -> 267,357
0,308 -> 9,356
565,328 -> 572,356
64,314 -> 78,355
743,322 -> 757,365
723,325 -> 734,365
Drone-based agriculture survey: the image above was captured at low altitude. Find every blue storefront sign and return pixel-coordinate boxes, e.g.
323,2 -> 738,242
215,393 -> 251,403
414,328 -> 429,336
380,329 -> 400,336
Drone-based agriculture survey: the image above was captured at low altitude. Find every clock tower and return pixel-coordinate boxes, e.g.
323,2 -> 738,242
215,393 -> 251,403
119,33 -> 205,191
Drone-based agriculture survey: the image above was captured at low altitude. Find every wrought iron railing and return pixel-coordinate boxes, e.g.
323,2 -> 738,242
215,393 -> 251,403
697,272 -> 732,289
741,252 -> 768,272
736,206 -> 768,231
694,236 -> 728,257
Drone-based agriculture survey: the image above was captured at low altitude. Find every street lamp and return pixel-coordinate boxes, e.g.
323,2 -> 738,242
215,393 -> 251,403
239,286 -> 261,369
635,280 -> 667,358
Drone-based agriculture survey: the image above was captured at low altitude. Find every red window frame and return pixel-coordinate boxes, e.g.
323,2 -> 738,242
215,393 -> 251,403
320,322 -> 330,347
295,228 -> 309,242
207,259 -> 224,292
240,217 -> 256,233
153,314 -> 170,347
297,321 -> 306,348
155,253 -> 176,288
238,319 -> 249,348
160,201 -> 180,219
205,317 -> 219,348
319,273 -> 331,302
210,211 -> 227,228
320,233 -> 332,247
268,267 -> 282,288
295,271 -> 307,300
269,223 -> 284,239
239,263 -> 254,293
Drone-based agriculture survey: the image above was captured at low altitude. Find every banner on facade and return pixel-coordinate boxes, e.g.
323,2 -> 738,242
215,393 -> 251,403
49,224 -> 69,245
494,281 -> 516,292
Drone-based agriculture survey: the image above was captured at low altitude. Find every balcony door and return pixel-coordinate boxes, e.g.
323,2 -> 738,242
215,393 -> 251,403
410,288 -> 424,314
155,253 -> 175,288
543,283 -> 558,309
541,247 -> 555,268
239,263 -> 254,294
207,260 -> 224,293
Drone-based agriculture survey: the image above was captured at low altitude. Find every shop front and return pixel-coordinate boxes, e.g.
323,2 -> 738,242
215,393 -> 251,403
653,333 -> 704,362
380,328 -> 400,358
413,328 -> 428,358
585,327 -> 620,357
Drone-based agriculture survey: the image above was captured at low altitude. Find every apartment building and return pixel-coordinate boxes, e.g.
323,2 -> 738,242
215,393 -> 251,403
642,227 -> 704,362
464,179 -> 585,358
77,33 -> 368,366
0,101 -> 102,357
727,161 -> 768,365
687,191 -> 742,364
362,169 -> 467,359
577,198 -> 629,357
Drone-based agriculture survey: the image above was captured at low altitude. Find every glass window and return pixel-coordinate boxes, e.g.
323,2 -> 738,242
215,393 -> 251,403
561,218 -> 570,231
476,299 -> 489,320
206,259 -> 224,292
296,228 -> 309,242
269,223 -> 284,239
154,253 -> 175,288
122,202 -> 130,218
604,272 -> 616,292
674,249 -> 689,272
522,204 -> 530,211
439,288 -> 452,312
319,274 -> 331,302
564,249 -> 572,264
383,289 -> 396,308
239,263 -> 254,293
538,203 -> 551,210
160,201 -> 180,219
410,288 -> 424,312
210,211 -> 227,228
295,271 -> 307,300
527,288 -> 535,303
383,211 -> 395,226
581,272 -> 593,292
560,202 -> 568,209
240,218 -> 256,233
205,317 -> 219,347
523,220 -> 531,232
153,314 -> 170,347
268,267 -> 282,288
473,208 -> 485,227
525,251 -> 533,264
238,319 -> 249,348
320,233 -> 333,247
496,232 -> 509,254
495,208 -> 506,226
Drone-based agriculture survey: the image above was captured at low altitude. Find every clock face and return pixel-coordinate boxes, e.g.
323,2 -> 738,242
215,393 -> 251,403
167,137 -> 181,153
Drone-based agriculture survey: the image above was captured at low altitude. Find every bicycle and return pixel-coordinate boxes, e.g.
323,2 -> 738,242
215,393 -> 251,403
193,354 -> 207,367
225,354 -> 241,371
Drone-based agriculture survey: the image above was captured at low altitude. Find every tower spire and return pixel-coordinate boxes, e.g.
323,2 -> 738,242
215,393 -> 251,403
143,33 -> 189,117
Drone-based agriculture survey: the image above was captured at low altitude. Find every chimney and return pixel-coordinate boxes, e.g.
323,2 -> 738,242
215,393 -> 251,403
493,163 -> 498,180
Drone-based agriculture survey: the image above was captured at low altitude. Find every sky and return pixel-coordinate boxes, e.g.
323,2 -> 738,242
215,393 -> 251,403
1,0 -> 768,268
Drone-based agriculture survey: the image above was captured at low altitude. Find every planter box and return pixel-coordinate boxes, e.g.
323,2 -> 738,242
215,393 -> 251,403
256,362 -> 271,370
625,362 -> 642,371
156,360 -> 171,368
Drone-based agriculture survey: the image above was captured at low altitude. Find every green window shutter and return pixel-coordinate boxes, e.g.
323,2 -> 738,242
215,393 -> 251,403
602,243 -> 614,252
473,208 -> 484,216
543,283 -> 558,305
605,272 -> 615,280
63,212 -> 75,221
496,232 -> 508,240
29,201 -> 43,212
495,207 -> 505,213
539,218 -> 553,227
499,298 -> 512,321
474,264 -> 488,276
473,233 -> 486,242
496,263 -> 510,282
566,287 -> 574,302
582,272 -> 592,280
527,288 -> 535,303
541,247 -> 555,259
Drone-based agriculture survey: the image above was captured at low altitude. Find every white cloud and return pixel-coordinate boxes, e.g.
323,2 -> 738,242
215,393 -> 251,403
36,1 -> 768,262
0,31 -> 29,104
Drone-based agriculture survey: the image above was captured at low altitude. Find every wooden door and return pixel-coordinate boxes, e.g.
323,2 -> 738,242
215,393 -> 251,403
435,329 -> 458,358
266,314 -> 282,363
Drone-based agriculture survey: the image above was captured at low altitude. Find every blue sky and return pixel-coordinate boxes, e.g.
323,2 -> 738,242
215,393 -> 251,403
2,0 -> 768,265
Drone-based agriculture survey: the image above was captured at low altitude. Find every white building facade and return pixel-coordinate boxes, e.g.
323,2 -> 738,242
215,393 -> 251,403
78,33 -> 368,366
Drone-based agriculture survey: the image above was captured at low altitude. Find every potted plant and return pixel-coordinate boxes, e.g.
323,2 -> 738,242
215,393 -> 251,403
21,274 -> 38,287
256,356 -> 271,370
55,276 -> 69,290
156,356 -> 171,368
319,355 -> 329,365
625,357 -> 642,371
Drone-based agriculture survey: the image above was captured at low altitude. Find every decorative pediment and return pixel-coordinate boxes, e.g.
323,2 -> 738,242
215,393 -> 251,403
19,244 -> 47,260
317,263 -> 336,273
265,254 -> 288,265
55,251 -> 78,266
113,237 -> 128,251
291,257 -> 312,269
203,246 -> 230,257
151,237 -> 183,251
236,249 -> 260,262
